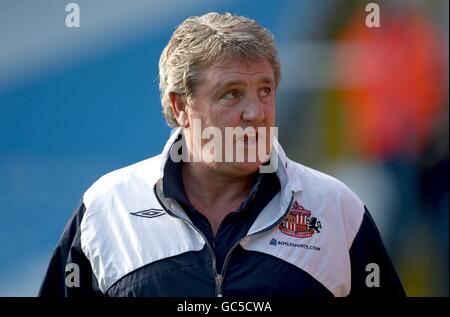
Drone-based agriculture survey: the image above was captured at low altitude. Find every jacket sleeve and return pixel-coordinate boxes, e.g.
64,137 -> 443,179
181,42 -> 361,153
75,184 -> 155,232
348,206 -> 406,297
38,199 -> 103,297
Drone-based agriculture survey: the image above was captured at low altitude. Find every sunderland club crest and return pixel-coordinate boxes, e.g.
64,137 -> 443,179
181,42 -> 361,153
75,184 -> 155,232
279,201 -> 322,238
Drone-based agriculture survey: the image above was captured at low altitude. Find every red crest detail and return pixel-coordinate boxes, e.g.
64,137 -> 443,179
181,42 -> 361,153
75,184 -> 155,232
279,201 -> 315,238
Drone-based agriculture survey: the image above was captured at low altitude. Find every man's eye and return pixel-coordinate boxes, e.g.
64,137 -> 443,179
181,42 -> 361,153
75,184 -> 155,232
222,90 -> 240,100
259,87 -> 271,97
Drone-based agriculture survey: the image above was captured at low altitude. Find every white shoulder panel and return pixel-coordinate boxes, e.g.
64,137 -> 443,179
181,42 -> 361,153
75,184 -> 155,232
241,160 -> 365,297
80,155 -> 205,293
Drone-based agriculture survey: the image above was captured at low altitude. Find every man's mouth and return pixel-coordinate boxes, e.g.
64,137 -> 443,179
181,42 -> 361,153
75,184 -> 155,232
240,131 -> 258,145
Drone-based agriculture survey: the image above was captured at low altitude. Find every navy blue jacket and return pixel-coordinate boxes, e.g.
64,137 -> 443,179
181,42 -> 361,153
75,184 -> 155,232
39,131 -> 405,297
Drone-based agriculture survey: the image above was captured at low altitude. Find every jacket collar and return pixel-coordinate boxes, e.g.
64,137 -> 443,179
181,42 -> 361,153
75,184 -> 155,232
154,127 -> 303,231
157,127 -> 302,192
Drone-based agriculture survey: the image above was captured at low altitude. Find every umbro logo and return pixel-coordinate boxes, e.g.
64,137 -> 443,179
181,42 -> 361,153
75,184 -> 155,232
130,208 -> 166,218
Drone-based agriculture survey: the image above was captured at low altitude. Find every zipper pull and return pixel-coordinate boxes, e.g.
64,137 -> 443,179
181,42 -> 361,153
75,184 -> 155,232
215,274 -> 223,297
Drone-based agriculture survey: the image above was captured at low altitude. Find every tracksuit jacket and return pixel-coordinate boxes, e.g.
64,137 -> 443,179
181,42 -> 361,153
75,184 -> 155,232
39,129 -> 405,297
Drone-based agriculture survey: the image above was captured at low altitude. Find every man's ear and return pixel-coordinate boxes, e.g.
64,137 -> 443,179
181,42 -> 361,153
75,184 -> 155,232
169,92 -> 189,127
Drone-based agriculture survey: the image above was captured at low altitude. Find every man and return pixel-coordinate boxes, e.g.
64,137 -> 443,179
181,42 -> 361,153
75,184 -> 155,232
39,12 -> 405,297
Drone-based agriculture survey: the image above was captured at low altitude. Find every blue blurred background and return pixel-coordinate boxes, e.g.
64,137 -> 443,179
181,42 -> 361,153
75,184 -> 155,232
0,0 -> 448,296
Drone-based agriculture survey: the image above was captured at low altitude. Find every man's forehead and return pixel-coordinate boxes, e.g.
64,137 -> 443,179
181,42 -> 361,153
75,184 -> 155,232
203,59 -> 274,82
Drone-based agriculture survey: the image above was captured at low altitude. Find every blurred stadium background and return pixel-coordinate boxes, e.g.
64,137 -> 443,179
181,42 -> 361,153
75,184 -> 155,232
0,0 -> 448,296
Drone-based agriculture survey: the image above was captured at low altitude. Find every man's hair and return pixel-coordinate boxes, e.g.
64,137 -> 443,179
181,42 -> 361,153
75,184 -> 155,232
159,12 -> 281,127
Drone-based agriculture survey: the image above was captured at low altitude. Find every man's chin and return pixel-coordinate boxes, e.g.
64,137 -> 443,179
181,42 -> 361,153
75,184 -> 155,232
221,161 -> 262,176
198,159 -> 265,177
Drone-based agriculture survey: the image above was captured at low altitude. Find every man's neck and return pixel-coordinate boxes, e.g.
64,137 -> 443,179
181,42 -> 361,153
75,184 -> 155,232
181,162 -> 256,234
181,162 -> 255,207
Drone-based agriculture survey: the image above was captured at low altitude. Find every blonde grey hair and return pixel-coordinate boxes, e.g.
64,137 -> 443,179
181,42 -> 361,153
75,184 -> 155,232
159,12 -> 281,127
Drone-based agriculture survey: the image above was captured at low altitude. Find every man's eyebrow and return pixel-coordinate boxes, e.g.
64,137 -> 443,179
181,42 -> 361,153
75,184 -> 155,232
218,79 -> 246,89
259,77 -> 275,86
211,80 -> 245,97
212,77 -> 275,96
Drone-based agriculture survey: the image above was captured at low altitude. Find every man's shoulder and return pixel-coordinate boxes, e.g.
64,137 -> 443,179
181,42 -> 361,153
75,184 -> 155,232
286,159 -> 365,218
286,159 -> 366,249
287,159 -> 359,198
83,154 -> 164,208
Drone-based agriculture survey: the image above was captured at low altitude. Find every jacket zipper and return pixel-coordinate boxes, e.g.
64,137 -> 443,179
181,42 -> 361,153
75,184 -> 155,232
153,185 -> 223,296
217,191 -> 294,296
154,183 -> 294,297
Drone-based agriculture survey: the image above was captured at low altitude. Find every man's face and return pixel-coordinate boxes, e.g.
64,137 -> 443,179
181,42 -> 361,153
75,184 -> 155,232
184,58 -> 276,176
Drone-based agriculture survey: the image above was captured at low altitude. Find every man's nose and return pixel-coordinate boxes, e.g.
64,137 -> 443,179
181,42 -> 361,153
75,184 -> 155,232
241,96 -> 265,123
